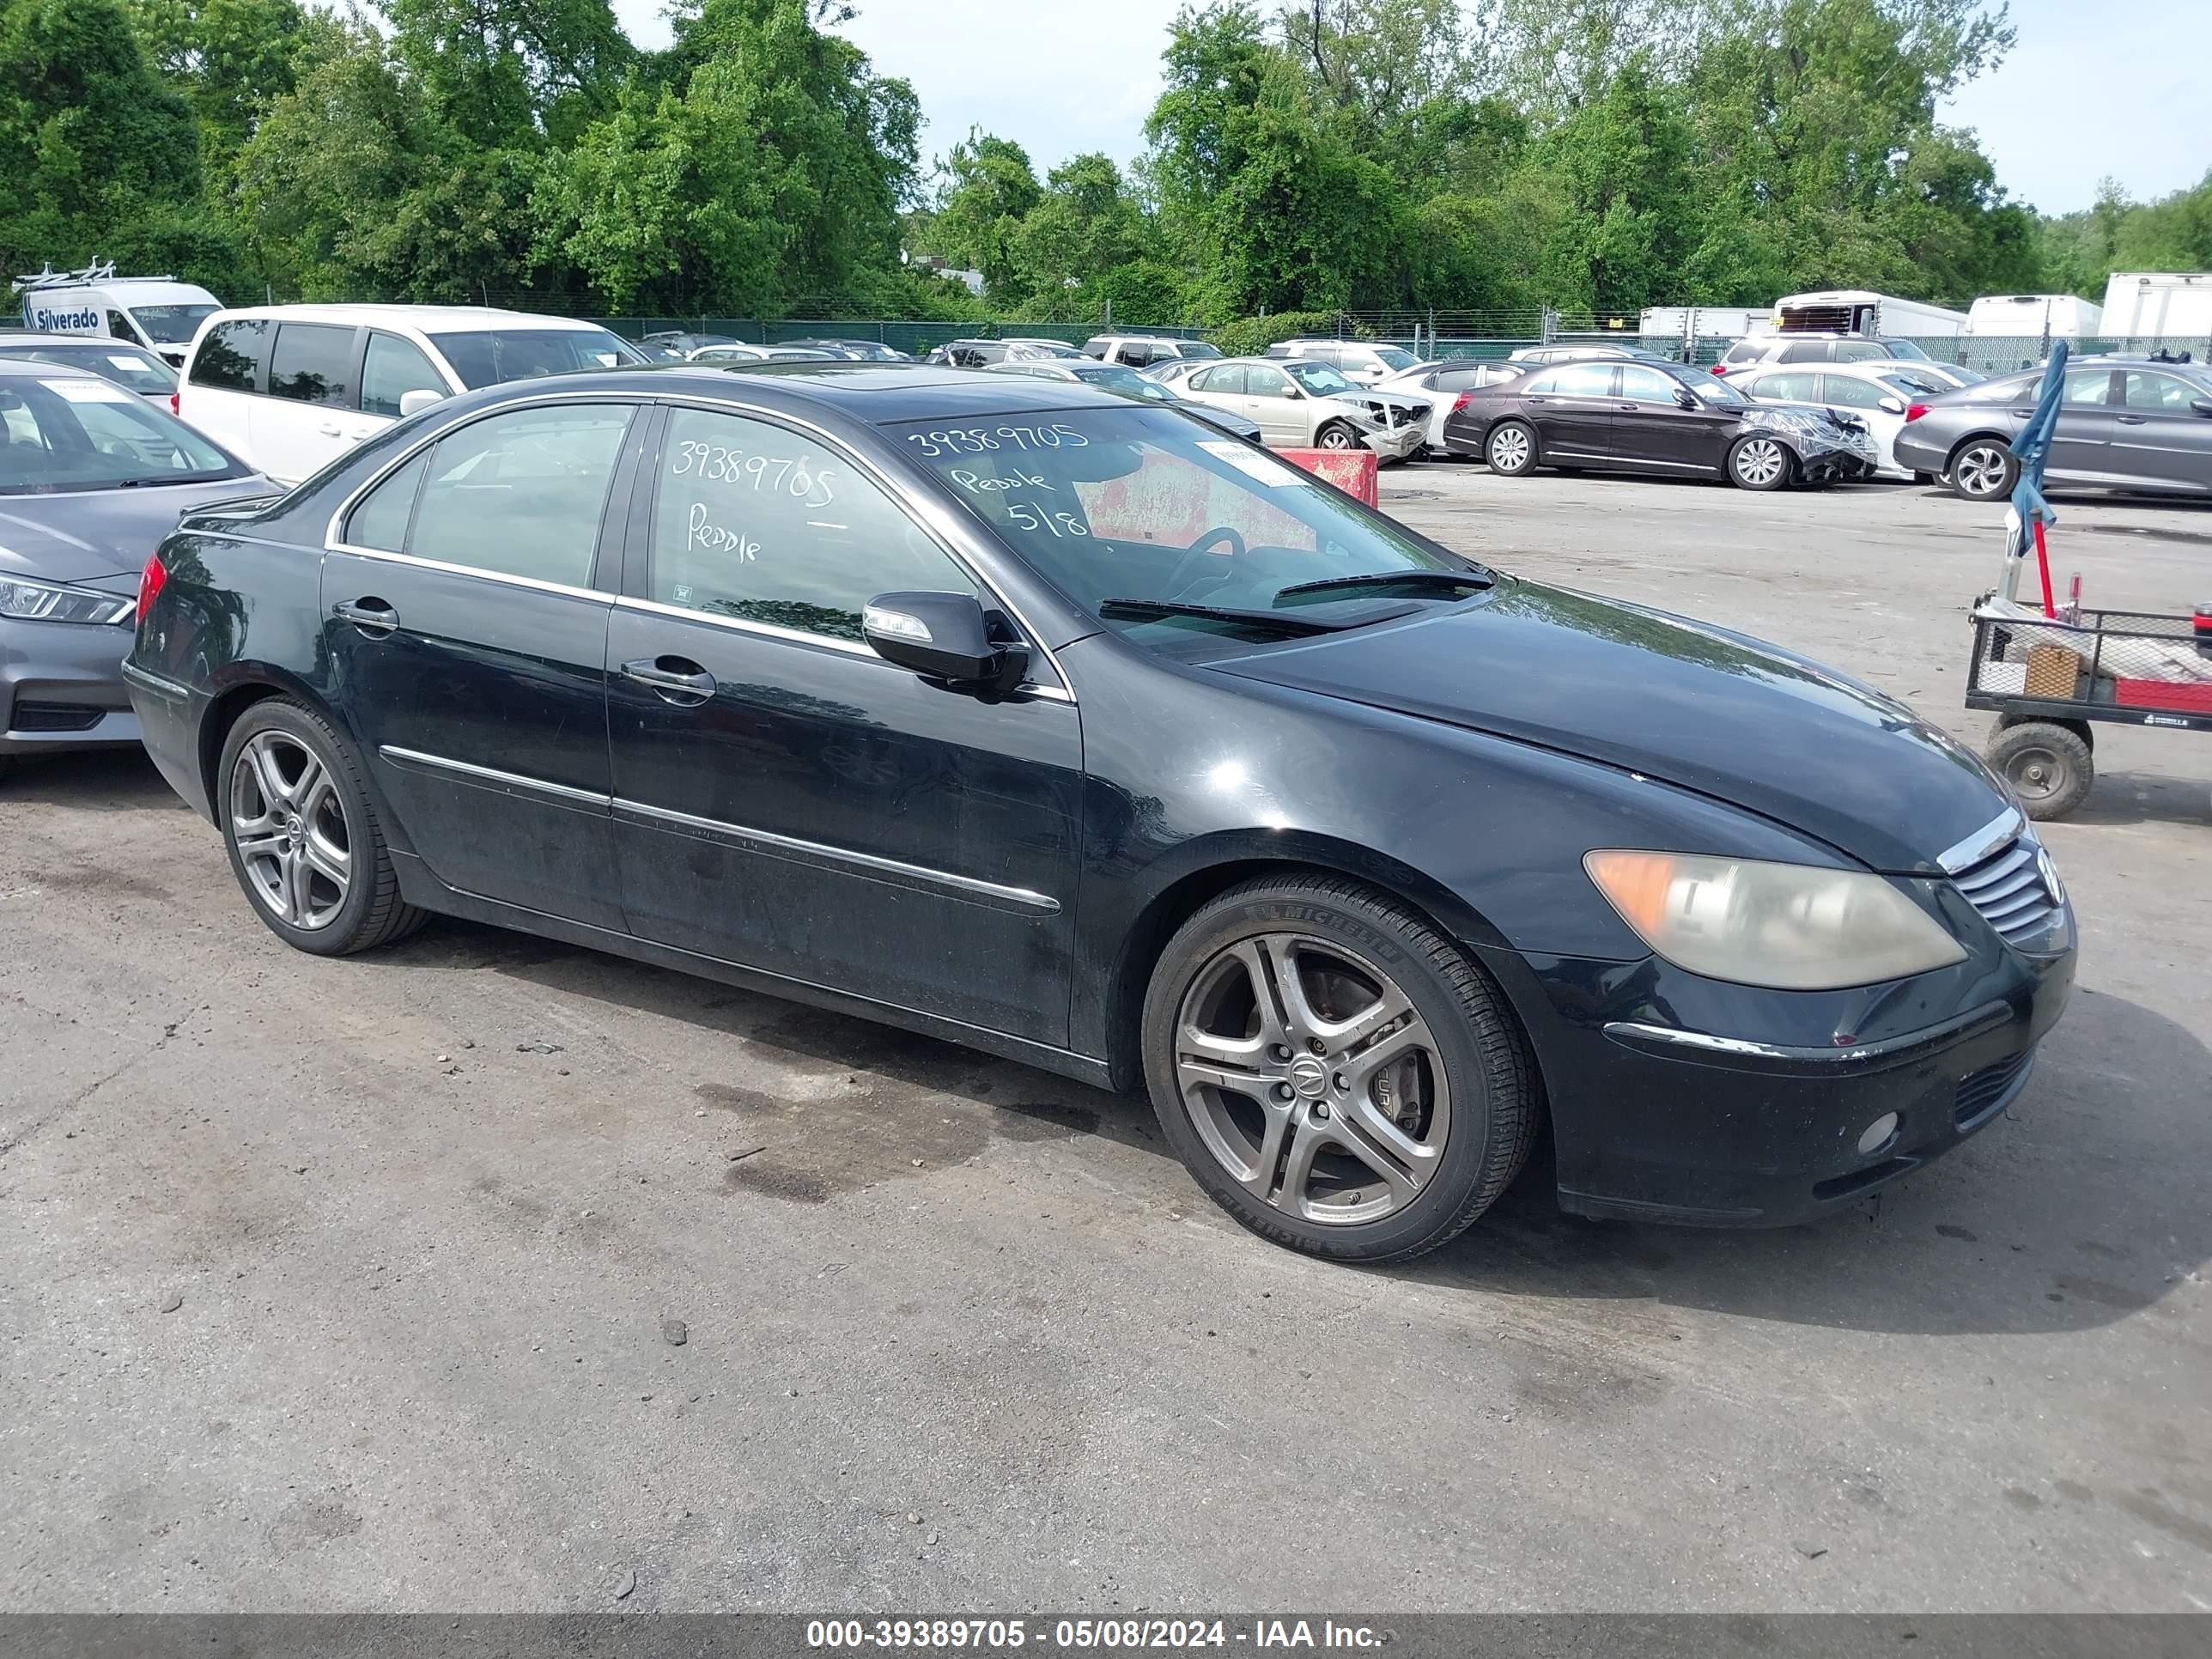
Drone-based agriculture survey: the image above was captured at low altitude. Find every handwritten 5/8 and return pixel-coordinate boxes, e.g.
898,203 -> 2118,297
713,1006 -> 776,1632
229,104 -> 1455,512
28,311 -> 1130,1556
673,441 -> 836,508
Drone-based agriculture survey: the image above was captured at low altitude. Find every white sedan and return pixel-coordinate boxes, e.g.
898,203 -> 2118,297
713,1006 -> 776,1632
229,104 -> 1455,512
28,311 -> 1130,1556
1724,360 -> 1962,480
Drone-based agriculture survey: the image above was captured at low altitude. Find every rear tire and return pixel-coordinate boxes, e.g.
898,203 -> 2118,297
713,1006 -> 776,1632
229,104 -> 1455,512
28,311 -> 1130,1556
1948,439 -> 2019,501
217,697 -> 425,956
1141,875 -> 1540,1264
1985,721 -> 2094,821
1486,420 -> 1537,476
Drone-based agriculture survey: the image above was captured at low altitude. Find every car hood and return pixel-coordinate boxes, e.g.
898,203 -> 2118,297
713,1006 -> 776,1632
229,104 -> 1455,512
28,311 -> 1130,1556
1327,389 -> 1426,428
0,477 -> 270,585
1209,580 -> 2010,875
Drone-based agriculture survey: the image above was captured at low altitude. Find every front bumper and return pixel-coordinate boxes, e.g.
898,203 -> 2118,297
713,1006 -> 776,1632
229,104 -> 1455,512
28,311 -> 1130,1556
0,615 -> 141,757
1480,921 -> 2076,1226
1361,422 -> 1426,462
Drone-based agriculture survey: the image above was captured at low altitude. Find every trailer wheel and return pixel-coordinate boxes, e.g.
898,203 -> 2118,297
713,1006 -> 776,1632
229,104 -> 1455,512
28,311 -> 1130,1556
1986,721 -> 2093,821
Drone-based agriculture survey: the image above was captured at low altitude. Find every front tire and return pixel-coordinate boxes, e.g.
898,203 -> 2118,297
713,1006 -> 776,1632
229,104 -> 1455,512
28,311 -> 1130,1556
1985,721 -> 2094,821
1141,875 -> 1539,1263
1486,420 -> 1537,476
1314,421 -> 1360,451
217,697 -> 423,956
1728,434 -> 1791,490
1948,439 -> 2019,501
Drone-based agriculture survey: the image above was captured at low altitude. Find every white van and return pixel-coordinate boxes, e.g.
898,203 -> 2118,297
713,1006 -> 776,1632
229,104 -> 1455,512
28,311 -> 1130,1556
177,304 -> 647,484
13,264 -> 223,368
1965,294 -> 2104,339
2098,272 -> 2212,342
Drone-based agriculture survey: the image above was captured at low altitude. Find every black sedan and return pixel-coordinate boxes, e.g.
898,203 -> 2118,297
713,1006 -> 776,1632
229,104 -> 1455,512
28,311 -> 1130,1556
1893,356 -> 2212,501
1443,358 -> 1882,488
125,364 -> 2074,1261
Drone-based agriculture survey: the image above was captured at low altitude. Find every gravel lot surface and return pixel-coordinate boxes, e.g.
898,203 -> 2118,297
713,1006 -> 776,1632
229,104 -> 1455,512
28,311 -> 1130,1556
3,468 -> 2208,1613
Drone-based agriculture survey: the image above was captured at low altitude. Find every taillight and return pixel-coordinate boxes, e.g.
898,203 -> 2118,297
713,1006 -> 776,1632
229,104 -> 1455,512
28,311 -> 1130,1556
169,391 -> 180,416
137,552 -> 167,619
1450,392 -> 1471,413
1905,403 -> 1929,422
1710,364 -> 1729,375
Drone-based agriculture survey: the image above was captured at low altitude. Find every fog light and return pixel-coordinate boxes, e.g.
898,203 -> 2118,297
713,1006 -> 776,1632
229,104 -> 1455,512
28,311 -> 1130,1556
1857,1113 -> 1900,1156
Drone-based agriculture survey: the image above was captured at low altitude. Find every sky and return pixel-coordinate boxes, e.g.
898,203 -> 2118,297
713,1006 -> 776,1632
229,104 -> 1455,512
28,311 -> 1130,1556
607,0 -> 2208,218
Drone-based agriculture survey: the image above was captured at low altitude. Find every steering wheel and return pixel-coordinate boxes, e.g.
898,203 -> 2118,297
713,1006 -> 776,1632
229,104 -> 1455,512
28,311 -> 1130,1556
1163,525 -> 1249,602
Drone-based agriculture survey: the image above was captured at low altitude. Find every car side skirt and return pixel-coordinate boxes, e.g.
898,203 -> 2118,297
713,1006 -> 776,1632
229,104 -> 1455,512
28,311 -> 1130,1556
389,849 -> 1118,1093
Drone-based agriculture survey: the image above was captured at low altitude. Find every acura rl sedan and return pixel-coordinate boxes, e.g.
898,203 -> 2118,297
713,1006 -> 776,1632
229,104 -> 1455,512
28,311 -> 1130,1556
124,363 -> 2074,1262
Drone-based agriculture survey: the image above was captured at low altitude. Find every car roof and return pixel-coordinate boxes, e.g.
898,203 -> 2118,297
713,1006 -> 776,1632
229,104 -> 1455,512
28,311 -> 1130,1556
0,331 -> 160,350
198,304 -> 611,335
599,361 -> 1142,423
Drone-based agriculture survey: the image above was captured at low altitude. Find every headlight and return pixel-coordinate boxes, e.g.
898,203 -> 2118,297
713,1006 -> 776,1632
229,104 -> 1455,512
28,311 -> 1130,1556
1583,849 -> 1966,990
0,574 -> 136,626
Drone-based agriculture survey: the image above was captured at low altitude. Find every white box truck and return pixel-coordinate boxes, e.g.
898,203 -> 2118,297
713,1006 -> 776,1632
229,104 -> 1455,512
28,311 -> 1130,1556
1966,293 -> 2104,339
2098,272 -> 2212,342
11,262 -> 224,368
1771,289 -> 1969,337
1640,306 -> 1773,345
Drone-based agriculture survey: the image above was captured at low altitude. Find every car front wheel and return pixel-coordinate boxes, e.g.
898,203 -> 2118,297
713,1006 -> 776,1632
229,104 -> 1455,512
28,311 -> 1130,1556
1141,875 -> 1539,1263
1314,421 -> 1361,450
1728,434 -> 1791,490
218,697 -> 424,956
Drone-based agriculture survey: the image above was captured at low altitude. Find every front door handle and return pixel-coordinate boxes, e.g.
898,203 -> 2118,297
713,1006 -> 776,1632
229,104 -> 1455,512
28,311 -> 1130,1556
333,599 -> 398,636
621,655 -> 717,704
319,422 -> 343,436
2116,415 -> 2148,425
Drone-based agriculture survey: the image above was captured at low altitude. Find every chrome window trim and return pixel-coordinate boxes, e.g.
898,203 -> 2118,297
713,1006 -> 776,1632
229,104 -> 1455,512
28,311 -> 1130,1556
611,795 -> 1060,916
326,542 -> 610,603
378,744 -> 611,809
1936,805 -> 2026,874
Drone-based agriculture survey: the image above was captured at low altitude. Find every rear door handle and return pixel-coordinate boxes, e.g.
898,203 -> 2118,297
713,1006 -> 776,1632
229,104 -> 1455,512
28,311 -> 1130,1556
319,422 -> 343,436
2116,415 -> 2148,425
332,599 -> 398,635
621,655 -> 717,704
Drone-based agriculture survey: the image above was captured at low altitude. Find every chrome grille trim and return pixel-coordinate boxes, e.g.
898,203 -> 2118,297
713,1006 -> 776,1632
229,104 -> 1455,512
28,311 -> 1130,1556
1951,832 -> 2062,946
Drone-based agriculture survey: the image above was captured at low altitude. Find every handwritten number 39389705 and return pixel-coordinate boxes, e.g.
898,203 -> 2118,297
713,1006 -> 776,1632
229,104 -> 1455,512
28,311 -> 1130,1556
672,441 -> 836,508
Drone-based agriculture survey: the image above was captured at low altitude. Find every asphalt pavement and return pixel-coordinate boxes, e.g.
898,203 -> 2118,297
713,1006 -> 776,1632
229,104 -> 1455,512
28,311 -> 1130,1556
1,470 -> 2207,1613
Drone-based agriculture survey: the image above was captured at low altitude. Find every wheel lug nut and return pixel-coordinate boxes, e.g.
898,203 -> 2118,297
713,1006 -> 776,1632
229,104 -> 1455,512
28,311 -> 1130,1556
1311,1103 -> 1330,1120
1273,1084 -> 1293,1102
1308,1038 -> 1325,1056
1333,1073 -> 1346,1092
1269,1044 -> 1291,1062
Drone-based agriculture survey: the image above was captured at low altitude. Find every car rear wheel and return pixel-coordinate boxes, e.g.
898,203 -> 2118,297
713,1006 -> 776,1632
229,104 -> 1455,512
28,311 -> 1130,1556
1314,421 -> 1360,450
1141,875 -> 1539,1263
1985,721 -> 2094,821
1948,440 -> 2018,501
1728,434 -> 1791,490
1486,420 -> 1537,476
218,697 -> 424,956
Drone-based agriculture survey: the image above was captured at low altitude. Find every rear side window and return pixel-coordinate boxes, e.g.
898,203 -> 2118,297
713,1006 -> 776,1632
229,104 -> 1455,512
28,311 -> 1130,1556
190,319 -> 268,392
1721,342 -> 1759,365
1191,364 -> 1245,394
361,333 -> 447,418
1119,343 -> 1154,367
409,404 -> 634,585
1778,342 -> 1826,364
1835,341 -> 1886,363
270,324 -> 357,406
1547,362 -> 1617,397
344,452 -> 428,551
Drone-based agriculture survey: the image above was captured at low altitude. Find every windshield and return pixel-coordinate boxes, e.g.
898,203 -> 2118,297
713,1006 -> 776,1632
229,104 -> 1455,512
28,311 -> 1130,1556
428,327 -> 647,387
1691,375 -> 1751,407
893,405 -> 1490,648
15,343 -> 176,393
1284,361 -> 1357,396
1175,342 -> 1222,360
1879,371 -> 1948,398
1373,347 -> 1418,371
0,373 -> 241,493
1073,363 -> 1165,400
125,303 -> 220,345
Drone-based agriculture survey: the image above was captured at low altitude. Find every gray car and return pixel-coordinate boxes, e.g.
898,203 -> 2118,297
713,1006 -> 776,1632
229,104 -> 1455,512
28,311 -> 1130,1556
0,357 -> 270,780
1893,356 -> 2212,501
984,358 -> 1267,442
0,331 -> 180,406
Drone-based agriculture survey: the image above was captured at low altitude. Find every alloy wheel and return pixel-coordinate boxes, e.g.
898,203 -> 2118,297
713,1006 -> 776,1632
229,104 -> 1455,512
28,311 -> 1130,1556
1171,933 -> 1450,1225
230,729 -> 352,930
1954,443 -> 2009,498
1317,426 -> 1356,450
1733,437 -> 1785,488
1488,425 -> 1531,471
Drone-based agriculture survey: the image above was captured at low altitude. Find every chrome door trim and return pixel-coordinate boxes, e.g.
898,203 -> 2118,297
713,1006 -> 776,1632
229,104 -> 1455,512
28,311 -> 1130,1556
1936,805 -> 2026,874
120,662 -> 193,702
323,542 -> 611,605
378,744 -> 612,811
611,794 -> 1061,917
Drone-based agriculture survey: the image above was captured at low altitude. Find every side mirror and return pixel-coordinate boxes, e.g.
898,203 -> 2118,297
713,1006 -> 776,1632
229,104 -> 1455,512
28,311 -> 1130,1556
1673,387 -> 1698,410
398,388 -> 446,417
1879,397 -> 1905,415
2192,398 -> 2212,417
864,591 -> 1028,691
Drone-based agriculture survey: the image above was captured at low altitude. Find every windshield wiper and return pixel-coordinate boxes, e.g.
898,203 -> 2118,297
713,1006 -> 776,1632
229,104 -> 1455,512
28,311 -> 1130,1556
1273,568 -> 1494,601
1097,599 -> 1363,635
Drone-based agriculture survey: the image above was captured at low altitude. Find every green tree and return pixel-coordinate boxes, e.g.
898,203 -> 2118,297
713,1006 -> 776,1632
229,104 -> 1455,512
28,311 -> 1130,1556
1012,153 -> 1145,296
381,0 -> 630,148
125,0 -> 301,164
928,130 -> 1043,298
